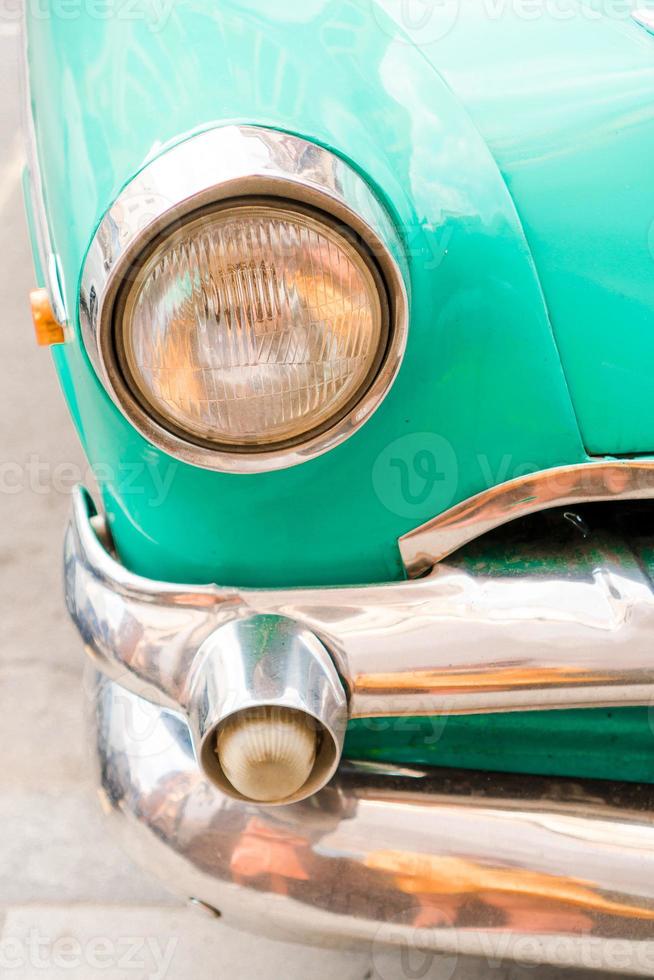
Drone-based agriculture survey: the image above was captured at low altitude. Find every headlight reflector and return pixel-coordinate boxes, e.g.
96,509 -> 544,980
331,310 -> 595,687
117,203 -> 387,450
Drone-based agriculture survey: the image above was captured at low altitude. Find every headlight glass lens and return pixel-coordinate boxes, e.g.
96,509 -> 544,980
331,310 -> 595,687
118,203 -> 386,449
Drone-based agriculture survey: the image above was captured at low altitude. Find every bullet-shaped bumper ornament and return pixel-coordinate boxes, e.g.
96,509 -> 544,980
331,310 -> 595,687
186,615 -> 348,805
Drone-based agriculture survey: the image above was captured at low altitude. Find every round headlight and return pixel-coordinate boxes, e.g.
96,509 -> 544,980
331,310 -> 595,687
116,202 -> 387,450
81,126 -> 408,472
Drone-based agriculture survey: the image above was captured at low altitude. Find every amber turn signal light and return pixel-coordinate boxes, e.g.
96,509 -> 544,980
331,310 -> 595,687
30,288 -> 64,346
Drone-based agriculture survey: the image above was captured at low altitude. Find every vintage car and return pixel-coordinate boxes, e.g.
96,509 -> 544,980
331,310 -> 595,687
22,0 -> 654,972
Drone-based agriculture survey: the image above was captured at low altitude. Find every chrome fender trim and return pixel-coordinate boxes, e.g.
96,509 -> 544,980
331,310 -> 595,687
92,672 -> 654,973
400,460 -> 654,577
66,484 -> 654,722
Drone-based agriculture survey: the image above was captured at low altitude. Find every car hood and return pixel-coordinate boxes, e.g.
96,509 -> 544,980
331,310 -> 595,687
394,0 -> 654,455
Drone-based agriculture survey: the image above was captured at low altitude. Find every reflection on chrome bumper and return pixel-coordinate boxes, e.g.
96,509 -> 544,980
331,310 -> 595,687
92,671 -> 654,973
67,484 -> 654,723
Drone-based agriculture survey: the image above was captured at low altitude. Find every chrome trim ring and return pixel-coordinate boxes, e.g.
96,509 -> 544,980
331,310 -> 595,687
79,125 -> 409,473
187,615 -> 348,805
20,13 -> 68,326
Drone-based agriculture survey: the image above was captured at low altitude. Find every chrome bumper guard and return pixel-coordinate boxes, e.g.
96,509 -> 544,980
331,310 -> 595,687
67,484 -> 654,967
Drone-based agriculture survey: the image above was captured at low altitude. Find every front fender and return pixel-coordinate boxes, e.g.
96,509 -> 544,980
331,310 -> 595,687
24,0 -> 584,587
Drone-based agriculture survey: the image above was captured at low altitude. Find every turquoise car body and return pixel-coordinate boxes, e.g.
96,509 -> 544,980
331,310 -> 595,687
23,0 -> 654,780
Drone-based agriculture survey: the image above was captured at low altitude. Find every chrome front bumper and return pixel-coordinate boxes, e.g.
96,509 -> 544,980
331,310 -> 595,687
92,672 -> 654,973
67,483 -> 654,967
67,485 -> 654,722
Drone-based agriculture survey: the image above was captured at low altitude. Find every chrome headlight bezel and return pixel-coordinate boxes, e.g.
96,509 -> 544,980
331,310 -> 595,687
79,126 -> 409,473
